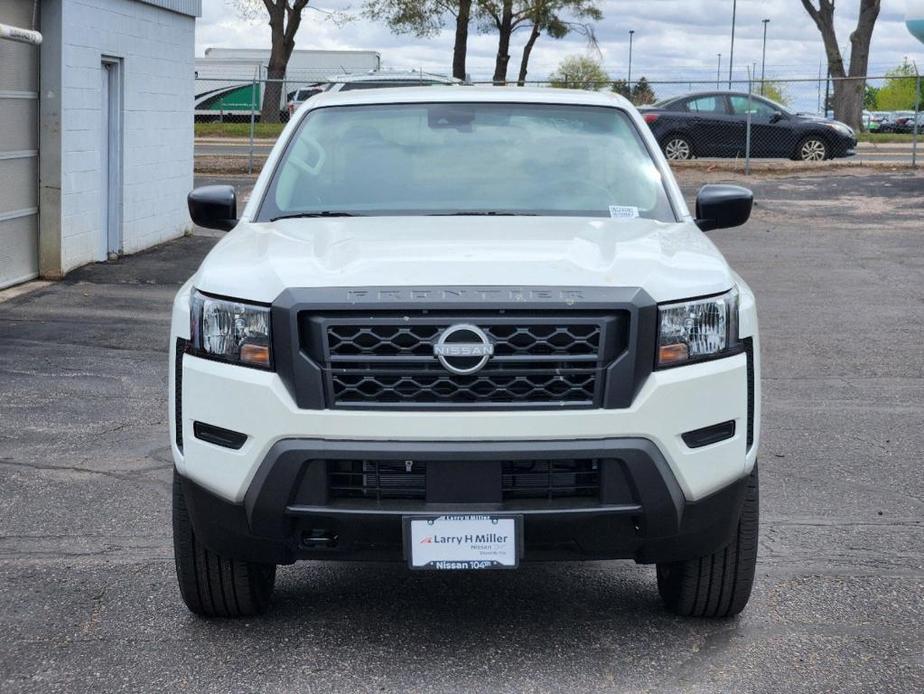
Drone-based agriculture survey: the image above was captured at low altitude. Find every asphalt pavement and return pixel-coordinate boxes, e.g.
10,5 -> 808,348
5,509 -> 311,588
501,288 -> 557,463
1,172 -> 922,693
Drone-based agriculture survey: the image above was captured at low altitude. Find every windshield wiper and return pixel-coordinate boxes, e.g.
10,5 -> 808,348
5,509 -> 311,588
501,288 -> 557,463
270,211 -> 361,221
427,211 -> 537,216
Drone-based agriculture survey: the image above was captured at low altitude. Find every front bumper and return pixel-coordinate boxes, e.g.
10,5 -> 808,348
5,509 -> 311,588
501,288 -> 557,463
177,437 -> 750,565
172,347 -> 757,504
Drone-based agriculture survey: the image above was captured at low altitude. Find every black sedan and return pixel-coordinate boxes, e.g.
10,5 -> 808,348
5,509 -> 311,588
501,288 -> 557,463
639,92 -> 857,162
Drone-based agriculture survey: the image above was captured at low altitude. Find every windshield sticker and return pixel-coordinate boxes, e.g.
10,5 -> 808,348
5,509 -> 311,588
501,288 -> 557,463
609,205 -> 639,219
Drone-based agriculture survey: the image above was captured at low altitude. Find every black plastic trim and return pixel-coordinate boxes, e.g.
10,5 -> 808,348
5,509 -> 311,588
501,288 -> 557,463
174,338 -> 186,452
271,286 -> 657,411
682,420 -> 736,449
744,336 -> 755,450
193,421 -> 248,450
287,503 -> 644,517
240,438 -> 683,538
176,444 -> 750,565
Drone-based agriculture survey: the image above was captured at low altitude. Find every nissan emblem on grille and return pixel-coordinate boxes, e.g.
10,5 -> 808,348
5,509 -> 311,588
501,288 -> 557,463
433,324 -> 495,375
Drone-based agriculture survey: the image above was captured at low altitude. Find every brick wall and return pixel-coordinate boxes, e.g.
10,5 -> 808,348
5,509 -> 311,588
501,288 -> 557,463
58,0 -> 195,271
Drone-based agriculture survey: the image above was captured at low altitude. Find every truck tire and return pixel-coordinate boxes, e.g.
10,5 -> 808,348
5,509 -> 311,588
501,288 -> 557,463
172,472 -> 276,617
656,465 -> 759,618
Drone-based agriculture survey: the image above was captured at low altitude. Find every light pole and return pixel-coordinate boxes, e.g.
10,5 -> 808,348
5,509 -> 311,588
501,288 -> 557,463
627,29 -> 635,87
728,0 -> 737,89
717,53 -> 722,89
761,19 -> 770,96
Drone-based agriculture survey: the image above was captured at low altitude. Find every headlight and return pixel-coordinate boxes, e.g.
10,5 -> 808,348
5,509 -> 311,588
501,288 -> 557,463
825,122 -> 853,137
656,288 -> 739,368
190,291 -> 273,369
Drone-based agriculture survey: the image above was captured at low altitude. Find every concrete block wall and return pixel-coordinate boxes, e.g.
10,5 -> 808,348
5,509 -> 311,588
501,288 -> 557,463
56,0 -> 195,272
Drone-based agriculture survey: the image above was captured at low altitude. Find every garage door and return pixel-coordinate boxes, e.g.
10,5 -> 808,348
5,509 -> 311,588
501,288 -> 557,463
0,0 -> 39,289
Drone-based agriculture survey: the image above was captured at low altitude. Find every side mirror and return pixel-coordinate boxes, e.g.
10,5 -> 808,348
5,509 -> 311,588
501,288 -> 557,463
695,184 -> 753,232
188,185 -> 237,232
770,111 -> 785,124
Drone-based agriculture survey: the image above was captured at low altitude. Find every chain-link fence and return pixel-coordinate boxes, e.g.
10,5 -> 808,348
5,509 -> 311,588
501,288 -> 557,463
193,72 -> 921,176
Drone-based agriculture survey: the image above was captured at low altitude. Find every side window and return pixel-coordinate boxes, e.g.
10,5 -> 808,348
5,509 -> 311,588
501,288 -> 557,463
684,96 -> 725,114
729,96 -> 778,117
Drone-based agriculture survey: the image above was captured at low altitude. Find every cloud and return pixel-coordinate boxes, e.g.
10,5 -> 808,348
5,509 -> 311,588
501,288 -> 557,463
197,0 -> 924,111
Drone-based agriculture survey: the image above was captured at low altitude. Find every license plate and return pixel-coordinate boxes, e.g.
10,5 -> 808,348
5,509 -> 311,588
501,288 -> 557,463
404,514 -> 521,570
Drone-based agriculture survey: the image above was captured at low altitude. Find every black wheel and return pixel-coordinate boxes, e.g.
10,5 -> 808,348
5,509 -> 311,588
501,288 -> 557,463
793,136 -> 829,161
173,471 -> 276,617
656,465 -> 759,618
661,135 -> 694,161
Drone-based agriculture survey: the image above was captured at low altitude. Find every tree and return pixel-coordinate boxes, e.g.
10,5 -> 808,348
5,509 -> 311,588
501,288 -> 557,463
365,1 -> 473,81
479,1 -> 600,86
875,59 -> 921,111
549,55 -> 609,90
631,77 -> 655,105
515,1 -> 603,86
864,84 -> 879,110
799,0 -> 881,130
480,0 -> 517,83
232,1 -> 313,123
611,79 -> 631,98
752,79 -> 791,106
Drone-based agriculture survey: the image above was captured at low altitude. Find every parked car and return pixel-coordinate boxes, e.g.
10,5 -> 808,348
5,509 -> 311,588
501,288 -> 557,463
893,111 -> 920,134
174,87 -> 762,619
285,84 -> 326,117
877,112 -> 908,134
640,91 -> 857,161
287,71 -> 460,117
863,110 -> 881,132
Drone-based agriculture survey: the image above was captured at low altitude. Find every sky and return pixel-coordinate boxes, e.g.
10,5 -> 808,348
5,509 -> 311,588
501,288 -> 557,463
196,1 -> 924,112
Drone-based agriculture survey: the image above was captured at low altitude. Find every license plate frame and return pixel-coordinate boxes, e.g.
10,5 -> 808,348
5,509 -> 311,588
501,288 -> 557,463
403,514 -> 523,570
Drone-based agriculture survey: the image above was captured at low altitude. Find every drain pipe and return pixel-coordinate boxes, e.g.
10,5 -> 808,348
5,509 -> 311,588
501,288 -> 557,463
0,22 -> 42,45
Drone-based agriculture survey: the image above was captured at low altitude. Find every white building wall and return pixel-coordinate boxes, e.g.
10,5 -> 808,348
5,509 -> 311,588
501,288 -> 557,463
58,0 -> 195,272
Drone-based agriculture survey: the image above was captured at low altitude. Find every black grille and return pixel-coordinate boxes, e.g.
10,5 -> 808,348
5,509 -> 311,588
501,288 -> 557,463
501,459 -> 600,500
305,313 -> 626,409
326,459 -> 601,501
327,323 -> 601,358
328,460 -> 427,500
331,370 -> 597,405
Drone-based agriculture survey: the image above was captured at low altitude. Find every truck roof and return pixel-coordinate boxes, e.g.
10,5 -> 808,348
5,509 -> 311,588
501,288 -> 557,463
325,71 -> 459,84
307,86 -> 634,110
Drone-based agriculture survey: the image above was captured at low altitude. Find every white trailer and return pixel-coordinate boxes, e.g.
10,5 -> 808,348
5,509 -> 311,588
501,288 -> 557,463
194,48 -> 381,121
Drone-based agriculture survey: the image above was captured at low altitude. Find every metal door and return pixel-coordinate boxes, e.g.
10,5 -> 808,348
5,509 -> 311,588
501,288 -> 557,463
0,0 -> 40,288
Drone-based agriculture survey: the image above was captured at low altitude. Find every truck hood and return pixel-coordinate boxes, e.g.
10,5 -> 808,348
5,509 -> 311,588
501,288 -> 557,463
193,217 -> 735,304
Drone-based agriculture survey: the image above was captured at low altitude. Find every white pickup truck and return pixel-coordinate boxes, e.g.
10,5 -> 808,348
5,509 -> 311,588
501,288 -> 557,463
170,87 -> 761,619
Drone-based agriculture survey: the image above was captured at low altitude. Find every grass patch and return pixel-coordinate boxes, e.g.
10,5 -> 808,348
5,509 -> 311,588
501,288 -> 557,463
857,133 -> 918,143
195,122 -> 285,139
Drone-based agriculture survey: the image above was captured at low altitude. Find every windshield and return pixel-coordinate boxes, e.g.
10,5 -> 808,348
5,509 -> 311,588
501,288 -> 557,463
257,102 -> 675,221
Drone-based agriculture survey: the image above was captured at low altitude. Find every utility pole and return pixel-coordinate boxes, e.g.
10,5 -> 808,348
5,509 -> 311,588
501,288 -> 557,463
817,61 -> 823,113
717,54 -> 722,89
628,29 -> 635,87
728,0 -> 737,89
761,19 -> 770,96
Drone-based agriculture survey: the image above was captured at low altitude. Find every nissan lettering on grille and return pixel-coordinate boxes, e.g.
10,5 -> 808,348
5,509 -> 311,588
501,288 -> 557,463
433,324 -> 494,375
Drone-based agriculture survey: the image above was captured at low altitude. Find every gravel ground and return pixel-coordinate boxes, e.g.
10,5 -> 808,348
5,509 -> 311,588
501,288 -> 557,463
0,172 -> 922,693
